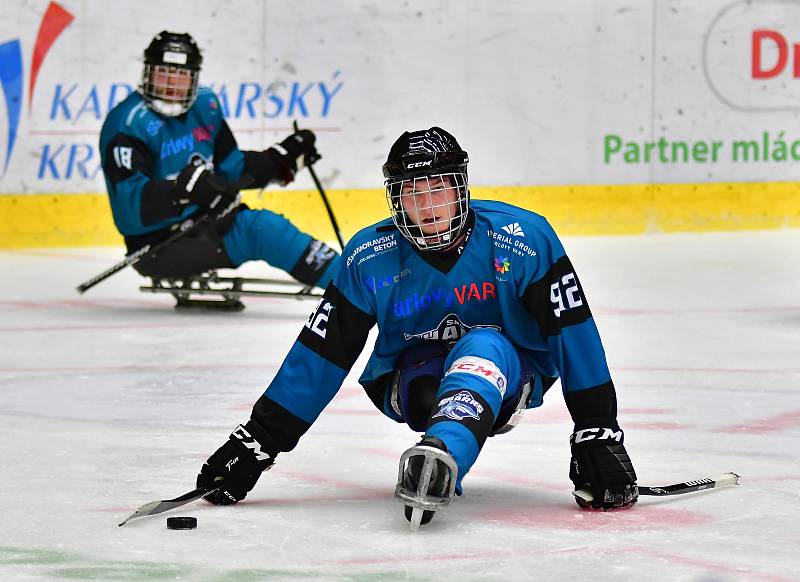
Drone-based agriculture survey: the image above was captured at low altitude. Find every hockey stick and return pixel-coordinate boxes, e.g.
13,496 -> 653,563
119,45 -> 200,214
292,120 -> 345,251
76,177 -> 251,294
118,485 -> 216,526
574,472 -> 740,504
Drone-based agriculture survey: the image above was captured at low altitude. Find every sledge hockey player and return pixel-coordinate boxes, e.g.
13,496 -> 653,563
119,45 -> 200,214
196,127 -> 638,526
99,31 -> 339,287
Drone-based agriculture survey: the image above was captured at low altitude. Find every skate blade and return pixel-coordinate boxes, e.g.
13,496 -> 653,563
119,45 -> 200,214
409,507 -> 424,531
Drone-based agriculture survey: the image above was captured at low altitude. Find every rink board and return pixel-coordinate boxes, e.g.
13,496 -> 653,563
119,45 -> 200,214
2,181 -> 799,248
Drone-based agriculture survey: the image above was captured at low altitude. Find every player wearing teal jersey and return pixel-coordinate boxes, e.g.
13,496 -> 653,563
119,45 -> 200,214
99,31 -> 339,287
196,127 -> 637,526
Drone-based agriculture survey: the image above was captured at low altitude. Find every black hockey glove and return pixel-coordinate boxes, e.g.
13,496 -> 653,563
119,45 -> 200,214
264,129 -> 320,185
569,419 -> 638,510
174,162 -> 239,211
196,420 -> 276,505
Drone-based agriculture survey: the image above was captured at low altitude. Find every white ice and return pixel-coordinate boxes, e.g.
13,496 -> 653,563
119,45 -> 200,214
1,229 -> 799,581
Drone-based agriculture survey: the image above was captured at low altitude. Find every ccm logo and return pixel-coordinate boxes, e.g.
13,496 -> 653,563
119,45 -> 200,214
407,160 -> 432,169
752,30 -> 800,79
231,425 -> 271,461
573,427 -> 623,444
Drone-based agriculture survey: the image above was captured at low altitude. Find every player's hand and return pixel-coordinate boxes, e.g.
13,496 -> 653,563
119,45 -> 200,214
569,420 -> 638,510
196,420 -> 276,505
174,162 -> 238,211
265,129 -> 320,185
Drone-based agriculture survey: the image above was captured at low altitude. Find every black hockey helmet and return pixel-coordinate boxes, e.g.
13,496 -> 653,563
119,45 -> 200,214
141,31 -> 202,117
383,127 -> 470,252
382,127 -> 468,181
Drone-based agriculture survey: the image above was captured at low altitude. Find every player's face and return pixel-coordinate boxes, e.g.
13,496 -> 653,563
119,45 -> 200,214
400,175 -> 460,236
150,65 -> 193,101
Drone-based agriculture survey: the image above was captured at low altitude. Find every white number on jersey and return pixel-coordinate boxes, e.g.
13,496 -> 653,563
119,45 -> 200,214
305,298 -> 333,339
550,272 -> 584,318
113,146 -> 133,170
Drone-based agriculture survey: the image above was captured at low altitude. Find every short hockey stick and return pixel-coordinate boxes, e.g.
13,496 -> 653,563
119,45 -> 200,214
118,485 -> 215,526
574,472 -> 740,504
293,120 -> 345,251
77,177 -> 251,294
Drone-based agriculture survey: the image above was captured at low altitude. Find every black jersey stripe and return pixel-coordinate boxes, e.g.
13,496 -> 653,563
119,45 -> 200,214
213,120 -> 238,168
251,394 -> 311,453
563,380 -> 617,424
297,283 -> 375,371
521,255 -> 593,337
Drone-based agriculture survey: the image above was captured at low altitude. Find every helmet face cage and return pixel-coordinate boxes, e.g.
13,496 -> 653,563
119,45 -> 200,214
386,171 -> 470,251
141,32 -> 202,117
141,63 -> 199,117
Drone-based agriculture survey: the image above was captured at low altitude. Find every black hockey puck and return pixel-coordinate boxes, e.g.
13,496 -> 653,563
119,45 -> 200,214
166,516 -> 197,530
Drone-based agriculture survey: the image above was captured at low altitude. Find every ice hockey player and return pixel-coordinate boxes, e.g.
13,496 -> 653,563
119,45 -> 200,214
99,31 -> 339,287
195,126 -> 638,526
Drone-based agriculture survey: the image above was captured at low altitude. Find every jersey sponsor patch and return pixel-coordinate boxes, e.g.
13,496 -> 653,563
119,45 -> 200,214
445,356 -> 507,396
146,119 -> 163,136
346,233 -> 398,268
494,257 -> 511,282
363,267 -> 412,294
432,390 -> 485,421
501,222 -> 525,237
394,281 -> 496,318
403,313 -> 500,343
487,229 -> 537,257
305,240 -> 337,271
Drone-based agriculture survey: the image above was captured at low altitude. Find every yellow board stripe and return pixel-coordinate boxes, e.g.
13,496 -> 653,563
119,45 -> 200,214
1,182 -> 798,248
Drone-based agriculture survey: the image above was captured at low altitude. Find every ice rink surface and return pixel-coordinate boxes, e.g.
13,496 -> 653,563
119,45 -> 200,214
2,229 -> 799,581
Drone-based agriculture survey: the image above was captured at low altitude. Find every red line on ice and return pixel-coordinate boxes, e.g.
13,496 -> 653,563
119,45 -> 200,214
616,364 -> 800,375
476,505 -> 711,530
623,547 -> 796,582
624,421 -> 691,430
713,409 -> 800,434
277,468 -> 387,495
0,363 -> 273,374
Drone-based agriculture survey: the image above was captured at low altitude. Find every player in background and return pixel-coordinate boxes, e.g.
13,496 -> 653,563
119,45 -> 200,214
99,31 -> 339,287
195,127 -> 638,526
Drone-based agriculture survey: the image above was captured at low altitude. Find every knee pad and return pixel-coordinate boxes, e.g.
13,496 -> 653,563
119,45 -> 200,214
443,329 -> 532,434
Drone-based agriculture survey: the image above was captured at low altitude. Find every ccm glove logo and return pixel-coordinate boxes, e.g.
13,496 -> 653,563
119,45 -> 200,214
571,427 -> 623,445
231,425 -> 271,461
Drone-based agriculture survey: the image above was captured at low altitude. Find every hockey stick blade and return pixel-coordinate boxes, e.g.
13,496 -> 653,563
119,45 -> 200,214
118,486 -> 216,526
574,472 -> 740,504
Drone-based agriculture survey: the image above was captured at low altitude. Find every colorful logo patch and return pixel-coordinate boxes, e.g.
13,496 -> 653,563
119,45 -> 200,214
432,391 -> 484,421
494,257 -> 511,274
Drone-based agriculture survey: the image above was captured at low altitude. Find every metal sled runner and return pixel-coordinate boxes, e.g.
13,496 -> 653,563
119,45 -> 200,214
140,272 -> 322,311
